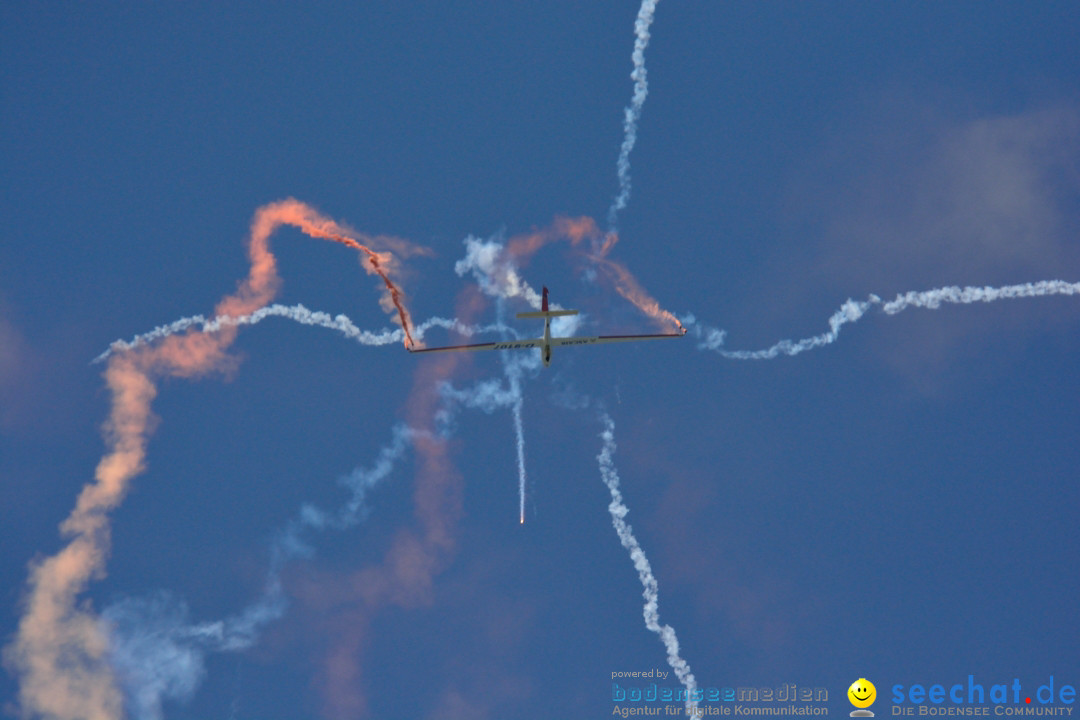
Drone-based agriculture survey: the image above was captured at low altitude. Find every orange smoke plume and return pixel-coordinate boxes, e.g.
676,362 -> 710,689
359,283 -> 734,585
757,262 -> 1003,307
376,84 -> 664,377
503,215 -> 600,266
502,216 -> 682,333
4,199 -> 423,720
245,198 -> 424,349
590,254 -> 685,333
597,230 -> 620,258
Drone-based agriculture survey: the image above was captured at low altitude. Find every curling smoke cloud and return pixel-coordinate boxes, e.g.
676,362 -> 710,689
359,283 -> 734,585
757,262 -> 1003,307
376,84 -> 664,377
456,233 -> 586,338
101,425 -> 418,719
19,190 -> 843,719
3,199 -> 421,720
686,280 -> 1080,359
102,585 -> 286,720
455,224 -> 684,336
456,235 -> 545,309
106,239 -> 521,716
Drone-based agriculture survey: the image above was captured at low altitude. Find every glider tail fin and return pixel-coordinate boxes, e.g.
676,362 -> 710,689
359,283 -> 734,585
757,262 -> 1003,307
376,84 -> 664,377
516,287 -> 578,318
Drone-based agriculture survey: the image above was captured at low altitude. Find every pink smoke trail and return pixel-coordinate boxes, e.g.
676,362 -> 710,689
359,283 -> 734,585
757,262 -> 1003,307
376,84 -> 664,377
4,199 -> 422,720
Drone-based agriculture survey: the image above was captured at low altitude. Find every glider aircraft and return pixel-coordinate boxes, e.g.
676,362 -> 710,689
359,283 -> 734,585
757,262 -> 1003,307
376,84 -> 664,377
408,286 -> 686,367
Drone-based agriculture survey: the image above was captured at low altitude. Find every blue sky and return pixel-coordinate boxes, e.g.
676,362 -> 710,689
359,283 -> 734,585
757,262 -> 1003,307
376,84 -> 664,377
2,2 -> 1079,719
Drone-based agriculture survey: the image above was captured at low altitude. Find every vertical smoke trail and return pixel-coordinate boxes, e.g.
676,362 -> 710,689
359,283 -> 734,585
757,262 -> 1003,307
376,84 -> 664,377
511,390 -> 527,524
497,349 -> 532,525
607,0 -> 661,231
687,279 -> 1080,359
494,296 -> 532,525
597,412 -> 699,717
455,224 -> 683,521
455,237 -> 547,523
437,347 -> 539,523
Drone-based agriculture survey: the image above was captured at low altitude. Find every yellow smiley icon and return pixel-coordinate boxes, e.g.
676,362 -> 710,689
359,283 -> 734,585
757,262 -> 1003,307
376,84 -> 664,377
848,678 -> 876,709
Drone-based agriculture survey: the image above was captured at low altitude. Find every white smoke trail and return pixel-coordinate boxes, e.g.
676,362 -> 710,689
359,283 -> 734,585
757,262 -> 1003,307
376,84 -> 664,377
511,386 -> 527,524
456,235 -> 544,309
437,346 -> 539,524
607,0 -> 661,230
688,279 -> 1080,359
439,376 -> 522,413
94,303 -> 511,364
494,347 -> 534,525
880,280 -> 1080,313
102,584 -> 286,720
495,296 -> 534,525
102,426 -> 417,720
454,233 -> 589,522
285,424 -> 416,537
491,296 -> 533,525
597,412 -> 699,716
455,234 -> 584,336
685,298 -> 874,360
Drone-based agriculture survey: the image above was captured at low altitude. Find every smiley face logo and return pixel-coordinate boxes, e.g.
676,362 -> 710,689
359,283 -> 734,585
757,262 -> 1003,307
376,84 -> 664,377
848,678 -> 876,709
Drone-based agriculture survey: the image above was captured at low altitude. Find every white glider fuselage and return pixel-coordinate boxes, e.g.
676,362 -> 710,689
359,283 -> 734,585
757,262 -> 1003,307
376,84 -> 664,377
408,286 -> 685,367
